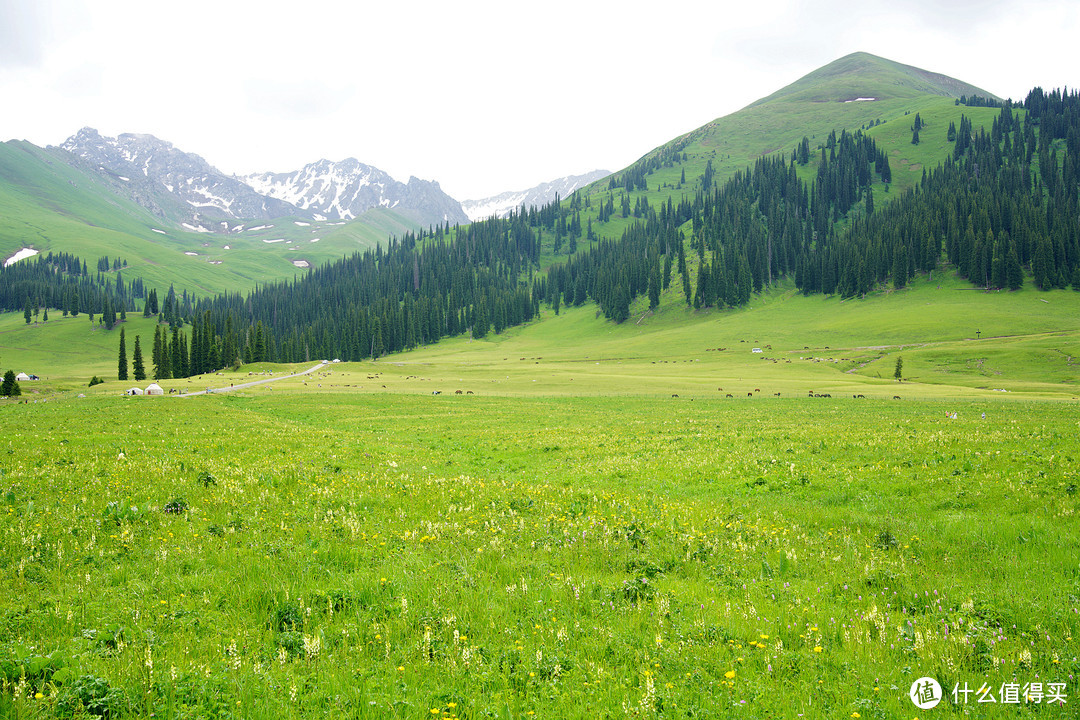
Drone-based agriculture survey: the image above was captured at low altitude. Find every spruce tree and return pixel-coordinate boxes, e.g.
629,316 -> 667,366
1,370 -> 21,397
118,327 -> 128,381
1006,244 -> 1024,290
23,296 -> 32,324
648,253 -> 661,309
133,335 -> 146,381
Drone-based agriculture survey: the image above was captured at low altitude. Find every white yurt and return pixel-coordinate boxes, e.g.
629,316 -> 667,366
15,372 -> 30,381
126,387 -> 144,396
145,383 -> 164,395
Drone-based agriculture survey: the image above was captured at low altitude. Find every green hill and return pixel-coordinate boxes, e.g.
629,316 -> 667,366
573,51 -> 1005,238
747,51 -> 999,106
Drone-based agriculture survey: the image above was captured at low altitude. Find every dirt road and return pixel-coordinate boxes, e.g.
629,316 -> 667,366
176,361 -> 328,397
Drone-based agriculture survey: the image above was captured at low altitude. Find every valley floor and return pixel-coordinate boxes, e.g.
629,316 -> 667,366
1,275 -> 1078,718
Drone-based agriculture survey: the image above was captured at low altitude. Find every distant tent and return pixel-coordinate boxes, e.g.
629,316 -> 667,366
145,383 -> 164,396
126,387 -> 144,396
15,372 -> 30,381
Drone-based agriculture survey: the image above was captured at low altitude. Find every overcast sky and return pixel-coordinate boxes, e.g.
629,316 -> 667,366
1,0 -> 1077,200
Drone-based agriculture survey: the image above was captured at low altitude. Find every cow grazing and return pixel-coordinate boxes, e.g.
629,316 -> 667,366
726,393 -> 733,398
747,392 -> 753,397
455,390 -> 463,394
773,392 -> 781,397
467,390 -> 474,395
893,395 -> 901,400
432,390 -> 441,395
671,394 -> 679,398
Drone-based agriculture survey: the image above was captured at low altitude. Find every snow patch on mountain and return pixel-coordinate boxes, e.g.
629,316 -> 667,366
239,158 -> 468,227
461,170 -> 611,221
58,127 -> 298,225
56,127 -> 469,232
4,248 -> 39,267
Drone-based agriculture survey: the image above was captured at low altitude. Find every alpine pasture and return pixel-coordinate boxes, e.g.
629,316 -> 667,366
2,276 -> 1079,719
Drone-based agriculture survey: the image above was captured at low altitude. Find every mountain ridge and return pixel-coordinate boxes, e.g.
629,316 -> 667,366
239,158 -> 468,227
56,128 -> 468,231
461,170 -> 611,221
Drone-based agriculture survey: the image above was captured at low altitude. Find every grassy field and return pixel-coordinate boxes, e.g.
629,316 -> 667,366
1,389 -> 1077,718
2,269 -> 1079,718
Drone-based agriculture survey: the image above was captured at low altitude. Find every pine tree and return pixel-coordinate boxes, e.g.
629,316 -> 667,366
1006,243 -> 1024,290
153,325 -> 171,380
892,242 -> 908,289
23,296 -> 32,324
118,327 -> 128,381
894,356 -> 903,382
648,252 -> 661,309
1,370 -> 21,397
133,335 -> 146,381
102,296 -> 115,330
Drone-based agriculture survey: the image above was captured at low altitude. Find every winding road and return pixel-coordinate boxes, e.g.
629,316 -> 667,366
176,361 -> 329,397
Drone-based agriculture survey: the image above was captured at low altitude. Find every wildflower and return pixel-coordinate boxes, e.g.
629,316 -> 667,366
725,670 -> 736,679
814,646 -> 823,652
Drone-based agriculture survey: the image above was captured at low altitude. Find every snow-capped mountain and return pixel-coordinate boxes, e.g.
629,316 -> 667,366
56,128 -> 468,232
461,170 -> 611,221
240,159 -> 468,227
59,128 -> 295,229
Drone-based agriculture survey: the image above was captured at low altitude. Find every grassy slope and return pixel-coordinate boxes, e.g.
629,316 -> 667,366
0,141 -> 418,295
556,52 -> 1007,259
5,264 -> 1077,400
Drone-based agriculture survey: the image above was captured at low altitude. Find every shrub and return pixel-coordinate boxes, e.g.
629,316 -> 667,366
56,674 -> 131,717
163,498 -> 189,514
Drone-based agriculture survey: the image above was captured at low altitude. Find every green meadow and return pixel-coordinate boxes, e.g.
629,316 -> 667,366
2,273 -> 1079,718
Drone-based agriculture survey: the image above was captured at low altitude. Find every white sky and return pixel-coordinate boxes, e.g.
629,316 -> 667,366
1,0 -> 1077,200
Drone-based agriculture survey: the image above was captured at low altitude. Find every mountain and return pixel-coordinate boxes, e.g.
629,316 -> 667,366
461,170 -> 611,221
58,128 -> 297,231
747,51 -> 1000,107
599,51 -> 1003,201
56,128 -> 468,231
240,159 -> 468,227
0,137 -> 422,296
